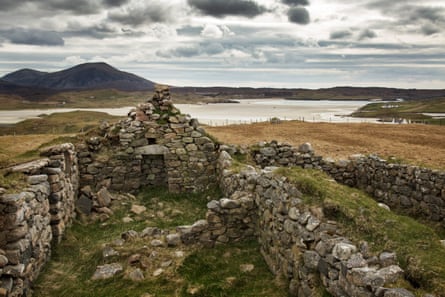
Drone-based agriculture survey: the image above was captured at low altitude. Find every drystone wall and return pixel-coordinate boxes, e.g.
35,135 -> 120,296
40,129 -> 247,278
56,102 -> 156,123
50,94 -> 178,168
0,144 -> 78,297
252,142 -> 445,226
213,150 -> 418,297
76,86 -> 218,212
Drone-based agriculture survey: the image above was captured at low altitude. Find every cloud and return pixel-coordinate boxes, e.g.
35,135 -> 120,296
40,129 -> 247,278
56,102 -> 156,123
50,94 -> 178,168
38,0 -> 102,15
282,0 -> 309,6
102,0 -> 130,7
288,7 -> 310,24
358,29 -> 377,40
201,24 -> 234,39
0,28 -> 64,46
421,23 -> 440,36
330,30 -> 352,40
65,22 -> 121,39
187,0 -> 266,17
108,2 -> 175,26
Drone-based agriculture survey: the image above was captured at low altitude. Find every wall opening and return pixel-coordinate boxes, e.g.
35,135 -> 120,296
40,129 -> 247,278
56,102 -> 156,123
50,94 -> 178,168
141,154 -> 167,187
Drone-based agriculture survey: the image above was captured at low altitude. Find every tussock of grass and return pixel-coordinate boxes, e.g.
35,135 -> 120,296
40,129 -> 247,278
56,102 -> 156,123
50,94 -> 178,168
275,167 -> 445,296
0,171 -> 28,192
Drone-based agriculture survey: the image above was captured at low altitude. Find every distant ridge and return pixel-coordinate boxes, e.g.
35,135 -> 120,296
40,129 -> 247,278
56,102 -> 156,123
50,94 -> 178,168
2,62 -> 155,91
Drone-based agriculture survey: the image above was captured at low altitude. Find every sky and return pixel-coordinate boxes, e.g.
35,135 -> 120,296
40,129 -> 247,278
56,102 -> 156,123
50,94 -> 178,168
0,0 -> 444,89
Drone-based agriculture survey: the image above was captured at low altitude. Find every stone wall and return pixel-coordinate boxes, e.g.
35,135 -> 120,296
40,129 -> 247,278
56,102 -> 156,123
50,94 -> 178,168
77,86 -> 218,209
0,144 -> 78,297
252,141 -> 445,226
212,150 -> 418,297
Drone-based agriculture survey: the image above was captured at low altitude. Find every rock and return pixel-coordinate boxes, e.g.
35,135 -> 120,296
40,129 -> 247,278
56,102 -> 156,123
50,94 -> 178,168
128,254 -> 141,265
141,227 -> 160,237
92,263 -> 123,280
333,242 -> 357,261
103,246 -> 119,258
383,288 -> 415,297
153,268 -> 164,277
121,230 -> 139,241
240,264 -> 255,273
128,268 -> 145,281
0,255 -> 8,268
166,233 -> 181,246
288,207 -> 300,220
97,187 -> 113,207
306,216 -> 321,231
75,196 -> 93,215
161,260 -> 172,268
220,198 -> 240,209
27,175 -> 48,185
135,145 -> 169,155
299,143 -> 313,153
379,252 -> 397,267
151,239 -> 164,247
122,217 -> 134,223
131,204 -> 147,215
346,253 -> 367,269
376,265 -> 404,284
191,220 -> 208,233
303,251 -> 320,271
378,203 -> 391,211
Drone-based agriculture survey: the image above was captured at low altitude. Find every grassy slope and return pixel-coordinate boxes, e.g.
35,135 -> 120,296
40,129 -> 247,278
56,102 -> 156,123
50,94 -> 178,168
276,167 -> 445,296
0,110 -> 121,135
34,187 -> 287,297
0,89 -> 152,109
352,98 -> 445,122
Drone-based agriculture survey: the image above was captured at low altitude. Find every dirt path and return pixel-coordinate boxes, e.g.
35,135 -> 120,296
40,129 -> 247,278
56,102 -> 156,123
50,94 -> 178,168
206,122 -> 445,169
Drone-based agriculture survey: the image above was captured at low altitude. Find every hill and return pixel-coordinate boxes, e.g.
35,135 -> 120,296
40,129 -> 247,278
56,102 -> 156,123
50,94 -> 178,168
2,62 -> 155,91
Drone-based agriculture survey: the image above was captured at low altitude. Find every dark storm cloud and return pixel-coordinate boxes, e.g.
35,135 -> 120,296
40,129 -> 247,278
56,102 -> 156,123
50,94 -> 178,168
0,28 -> 64,46
108,3 -> 172,26
64,22 -> 125,39
330,30 -> 352,40
421,23 -> 440,36
102,0 -> 130,7
38,0 -> 102,15
288,7 -> 310,25
187,0 -> 266,18
358,29 -> 377,40
281,0 -> 309,6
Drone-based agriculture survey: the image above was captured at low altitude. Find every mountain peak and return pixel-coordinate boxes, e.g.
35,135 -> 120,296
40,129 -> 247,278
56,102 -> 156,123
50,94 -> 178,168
1,62 -> 155,91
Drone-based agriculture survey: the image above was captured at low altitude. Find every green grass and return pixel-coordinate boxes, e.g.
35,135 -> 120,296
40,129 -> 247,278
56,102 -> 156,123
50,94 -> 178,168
178,240 -> 287,297
0,110 -> 122,136
275,167 -> 445,296
352,98 -> 445,124
34,186 -> 286,297
0,89 -> 153,110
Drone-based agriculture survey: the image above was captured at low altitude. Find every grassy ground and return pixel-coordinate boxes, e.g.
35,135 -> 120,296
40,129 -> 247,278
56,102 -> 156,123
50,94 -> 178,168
0,110 -> 122,168
33,187 -> 287,297
275,167 -> 445,296
352,98 -> 445,124
0,110 -> 122,135
206,121 -> 445,169
0,89 -> 152,109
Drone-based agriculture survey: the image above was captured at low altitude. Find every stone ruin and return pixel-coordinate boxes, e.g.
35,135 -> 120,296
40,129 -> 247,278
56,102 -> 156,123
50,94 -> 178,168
1,86 -> 444,297
75,86 -> 218,214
